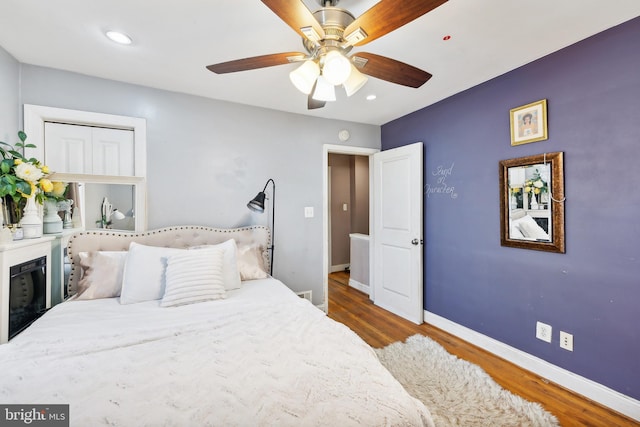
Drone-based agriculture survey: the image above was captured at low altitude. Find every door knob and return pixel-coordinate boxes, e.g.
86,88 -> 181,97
411,238 -> 420,245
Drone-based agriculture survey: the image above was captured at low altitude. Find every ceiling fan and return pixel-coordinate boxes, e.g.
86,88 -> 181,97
206,0 -> 448,109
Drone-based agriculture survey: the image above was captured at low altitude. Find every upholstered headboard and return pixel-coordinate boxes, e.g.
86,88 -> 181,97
67,225 -> 271,295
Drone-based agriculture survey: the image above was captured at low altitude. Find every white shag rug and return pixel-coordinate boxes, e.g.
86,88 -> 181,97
375,334 -> 560,427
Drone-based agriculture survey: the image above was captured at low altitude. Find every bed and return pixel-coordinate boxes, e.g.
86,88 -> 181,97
0,225 -> 434,426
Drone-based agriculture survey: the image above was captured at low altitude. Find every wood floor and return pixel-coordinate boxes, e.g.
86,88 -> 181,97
327,271 -> 637,427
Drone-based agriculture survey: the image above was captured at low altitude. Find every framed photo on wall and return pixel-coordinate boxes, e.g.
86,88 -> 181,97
510,99 -> 548,146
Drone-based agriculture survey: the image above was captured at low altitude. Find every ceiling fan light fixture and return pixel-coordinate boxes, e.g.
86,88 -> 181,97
343,65 -> 368,97
322,50 -> 352,86
289,60 -> 320,95
312,76 -> 336,102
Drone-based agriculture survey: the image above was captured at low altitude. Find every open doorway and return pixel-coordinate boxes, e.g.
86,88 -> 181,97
322,145 -> 378,312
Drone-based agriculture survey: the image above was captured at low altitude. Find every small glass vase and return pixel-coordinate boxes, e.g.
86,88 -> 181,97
1,195 -> 23,226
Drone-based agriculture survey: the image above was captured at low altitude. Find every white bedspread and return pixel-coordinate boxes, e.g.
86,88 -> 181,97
0,279 -> 434,426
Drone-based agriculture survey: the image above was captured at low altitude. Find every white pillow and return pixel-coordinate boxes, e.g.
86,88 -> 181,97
513,215 -> 549,240
237,244 -> 269,280
76,251 -> 127,300
120,242 -> 187,305
189,239 -> 241,290
508,222 -> 526,239
161,247 -> 226,307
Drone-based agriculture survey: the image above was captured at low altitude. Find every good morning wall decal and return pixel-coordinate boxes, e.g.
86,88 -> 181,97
425,163 -> 458,199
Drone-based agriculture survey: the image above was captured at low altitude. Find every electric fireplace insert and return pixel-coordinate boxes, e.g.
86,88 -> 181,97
8,256 -> 47,340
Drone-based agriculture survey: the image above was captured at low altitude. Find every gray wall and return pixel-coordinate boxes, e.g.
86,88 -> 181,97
15,64 -> 380,304
0,46 -> 19,143
328,154 -> 351,267
350,155 -> 369,235
328,154 -> 369,268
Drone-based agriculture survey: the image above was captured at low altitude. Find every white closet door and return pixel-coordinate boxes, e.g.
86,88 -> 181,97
44,123 -> 134,176
92,127 -> 134,176
44,122 -> 93,174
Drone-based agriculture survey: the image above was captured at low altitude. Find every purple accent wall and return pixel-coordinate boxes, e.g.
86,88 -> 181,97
382,17 -> 640,399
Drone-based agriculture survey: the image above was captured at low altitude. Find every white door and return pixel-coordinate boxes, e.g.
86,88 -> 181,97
44,122 -> 93,174
44,123 -> 134,176
92,127 -> 134,176
372,142 -> 423,324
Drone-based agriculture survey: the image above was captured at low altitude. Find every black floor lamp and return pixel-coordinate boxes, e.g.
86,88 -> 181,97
247,178 -> 275,275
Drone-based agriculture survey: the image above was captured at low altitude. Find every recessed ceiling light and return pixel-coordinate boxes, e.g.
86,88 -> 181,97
105,30 -> 132,45
366,94 -> 377,101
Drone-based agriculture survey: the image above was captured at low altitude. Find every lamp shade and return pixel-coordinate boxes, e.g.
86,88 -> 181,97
322,50 -> 352,86
343,65 -> 368,97
247,178 -> 275,276
289,60 -> 320,95
112,209 -> 126,220
247,192 -> 266,212
312,76 -> 336,102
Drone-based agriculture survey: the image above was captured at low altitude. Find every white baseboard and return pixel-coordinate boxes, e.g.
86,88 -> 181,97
330,264 -> 349,273
348,278 -> 369,295
424,310 -> 640,421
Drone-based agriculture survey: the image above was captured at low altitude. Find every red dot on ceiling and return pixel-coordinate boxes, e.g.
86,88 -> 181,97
443,35 -> 451,41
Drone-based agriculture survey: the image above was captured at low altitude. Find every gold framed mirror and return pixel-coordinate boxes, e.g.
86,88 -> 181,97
499,152 -> 565,253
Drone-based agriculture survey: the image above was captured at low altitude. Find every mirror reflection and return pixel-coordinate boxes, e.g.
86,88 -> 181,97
499,152 -> 565,253
508,164 -> 552,242
68,183 -> 135,231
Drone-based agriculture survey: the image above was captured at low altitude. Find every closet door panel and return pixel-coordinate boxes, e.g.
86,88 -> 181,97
43,123 -> 93,174
92,128 -> 134,176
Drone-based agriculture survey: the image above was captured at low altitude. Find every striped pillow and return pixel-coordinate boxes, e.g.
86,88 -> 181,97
161,247 -> 226,307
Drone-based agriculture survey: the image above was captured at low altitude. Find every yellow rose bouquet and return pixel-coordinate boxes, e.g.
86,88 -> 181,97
0,131 -> 65,224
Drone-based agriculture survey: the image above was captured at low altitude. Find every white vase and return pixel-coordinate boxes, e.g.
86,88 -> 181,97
530,192 -> 539,210
20,196 -> 43,239
43,199 -> 63,234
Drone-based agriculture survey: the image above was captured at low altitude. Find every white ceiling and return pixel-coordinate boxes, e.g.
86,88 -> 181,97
0,0 -> 638,125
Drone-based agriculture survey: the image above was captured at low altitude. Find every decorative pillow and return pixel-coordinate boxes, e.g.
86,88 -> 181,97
237,244 -> 269,280
76,251 -> 127,300
513,215 -> 549,240
189,239 -> 242,290
120,242 -> 187,305
161,247 -> 226,307
509,222 -> 526,239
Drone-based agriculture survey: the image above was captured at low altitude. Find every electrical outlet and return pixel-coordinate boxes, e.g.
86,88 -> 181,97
536,321 -> 552,343
560,331 -> 573,351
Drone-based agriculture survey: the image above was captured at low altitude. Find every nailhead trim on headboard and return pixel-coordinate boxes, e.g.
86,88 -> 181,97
66,225 -> 271,296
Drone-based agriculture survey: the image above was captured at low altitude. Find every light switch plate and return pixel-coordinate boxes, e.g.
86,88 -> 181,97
304,207 -> 314,218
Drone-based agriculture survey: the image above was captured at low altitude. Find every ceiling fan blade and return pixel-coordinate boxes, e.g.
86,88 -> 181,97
206,52 -> 306,74
344,0 -> 448,46
261,0 -> 325,40
353,52 -> 432,88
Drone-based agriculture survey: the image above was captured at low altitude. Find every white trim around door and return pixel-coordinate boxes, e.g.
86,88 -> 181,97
322,144 -> 379,312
